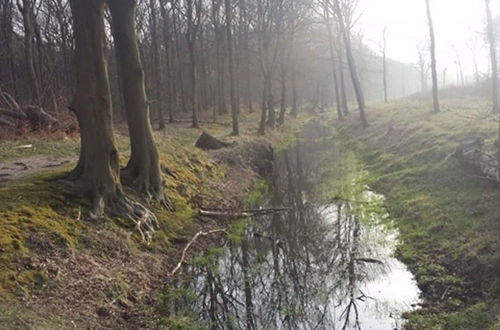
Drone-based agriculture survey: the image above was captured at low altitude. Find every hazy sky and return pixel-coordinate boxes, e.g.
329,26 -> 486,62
358,0 -> 500,81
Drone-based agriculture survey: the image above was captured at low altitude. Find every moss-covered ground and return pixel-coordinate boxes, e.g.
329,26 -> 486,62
338,96 -> 500,329
0,112 -> 309,328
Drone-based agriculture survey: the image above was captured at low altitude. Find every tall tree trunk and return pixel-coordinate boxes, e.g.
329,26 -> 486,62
337,9 -> 367,127
336,33 -> 349,116
148,0 -> 165,129
172,7 -> 188,114
485,0 -> 498,114
290,65 -> 298,117
425,0 -> 440,113
239,0 -> 253,113
159,0 -> 174,123
224,0 -> 239,135
278,61 -> 287,125
186,0 -> 199,128
382,27 -> 388,103
108,0 -> 167,204
258,74 -> 269,135
325,8 -> 342,121
18,0 -> 41,105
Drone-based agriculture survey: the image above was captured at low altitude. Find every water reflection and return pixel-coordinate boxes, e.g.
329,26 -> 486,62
176,122 -> 420,329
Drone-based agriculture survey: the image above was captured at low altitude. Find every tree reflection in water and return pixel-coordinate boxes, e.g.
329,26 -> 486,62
173,122 -> 420,329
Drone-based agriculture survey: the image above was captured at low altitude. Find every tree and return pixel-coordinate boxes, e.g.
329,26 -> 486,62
323,4 -> 343,121
416,42 -> 429,92
17,0 -> 41,105
148,0 -> 165,129
332,0 -> 368,128
425,0 -> 440,113
224,0 -> 239,135
185,0 -> 202,128
380,27 -> 388,103
108,0 -> 168,204
485,0 -> 498,114
256,0 -> 282,134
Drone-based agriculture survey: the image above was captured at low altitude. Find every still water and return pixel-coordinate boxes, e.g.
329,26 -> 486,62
174,120 -> 421,329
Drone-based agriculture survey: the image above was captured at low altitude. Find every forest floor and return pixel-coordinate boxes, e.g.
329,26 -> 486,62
0,111 -> 308,329
339,95 -> 500,329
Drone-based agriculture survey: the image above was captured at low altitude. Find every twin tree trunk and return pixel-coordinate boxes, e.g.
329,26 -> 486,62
69,0 -> 166,217
68,0 -> 123,214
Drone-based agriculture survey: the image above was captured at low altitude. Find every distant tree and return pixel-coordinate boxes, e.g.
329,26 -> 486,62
380,27 -> 388,103
332,0 -> 368,128
185,0 -> 203,128
224,0 -> 239,135
17,0 -> 41,105
147,0 -> 165,129
466,36 -> 481,84
485,0 -> 498,113
416,42 -> 429,92
424,0 -> 440,113
323,4 -> 342,120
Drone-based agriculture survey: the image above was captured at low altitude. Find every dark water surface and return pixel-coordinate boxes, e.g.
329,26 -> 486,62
175,120 -> 420,329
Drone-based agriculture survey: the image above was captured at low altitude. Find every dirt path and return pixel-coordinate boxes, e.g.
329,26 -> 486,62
0,156 -> 76,184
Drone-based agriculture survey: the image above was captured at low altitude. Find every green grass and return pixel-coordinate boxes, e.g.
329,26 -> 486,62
339,97 -> 500,329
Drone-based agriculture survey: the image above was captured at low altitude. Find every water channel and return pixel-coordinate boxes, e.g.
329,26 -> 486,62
173,119 -> 421,329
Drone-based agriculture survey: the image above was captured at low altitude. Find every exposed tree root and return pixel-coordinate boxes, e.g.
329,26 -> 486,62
60,179 -> 160,243
121,169 -> 174,212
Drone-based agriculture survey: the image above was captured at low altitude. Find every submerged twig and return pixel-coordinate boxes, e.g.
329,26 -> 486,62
169,228 -> 228,277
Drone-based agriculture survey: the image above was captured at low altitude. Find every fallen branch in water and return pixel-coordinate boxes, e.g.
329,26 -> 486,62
199,207 -> 288,219
169,228 -> 228,277
355,258 -> 383,265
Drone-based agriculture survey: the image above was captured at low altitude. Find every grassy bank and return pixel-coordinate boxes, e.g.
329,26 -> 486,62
339,97 -> 500,329
0,112 -> 308,328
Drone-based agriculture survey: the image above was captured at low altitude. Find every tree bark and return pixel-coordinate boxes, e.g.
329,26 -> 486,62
108,0 -> 167,204
425,0 -> 440,113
